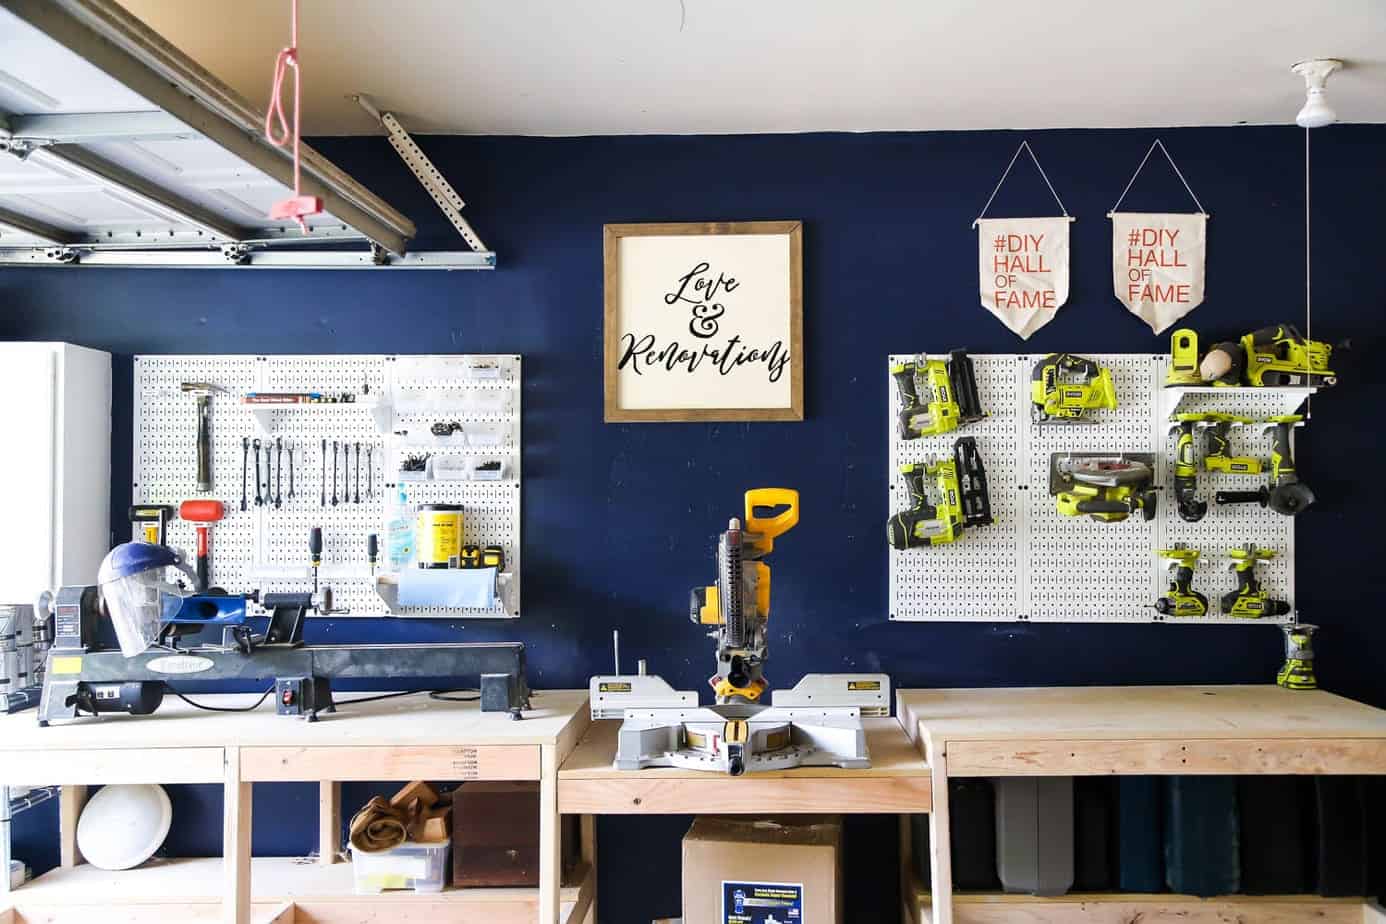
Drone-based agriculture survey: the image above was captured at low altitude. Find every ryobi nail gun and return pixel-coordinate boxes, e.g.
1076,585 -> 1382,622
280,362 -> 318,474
892,350 -> 985,439
888,437 -> 993,549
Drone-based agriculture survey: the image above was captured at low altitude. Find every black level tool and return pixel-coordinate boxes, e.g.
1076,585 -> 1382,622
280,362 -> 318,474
275,437 -> 283,508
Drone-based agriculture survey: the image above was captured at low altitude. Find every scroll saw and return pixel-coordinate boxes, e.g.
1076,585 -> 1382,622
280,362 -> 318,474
590,489 -> 889,775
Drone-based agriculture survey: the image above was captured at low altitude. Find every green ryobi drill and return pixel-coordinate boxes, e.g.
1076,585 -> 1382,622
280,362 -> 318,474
1277,623 -> 1318,690
888,437 -> 993,549
1215,415 -> 1315,515
1221,545 -> 1291,619
1155,546 -> 1207,617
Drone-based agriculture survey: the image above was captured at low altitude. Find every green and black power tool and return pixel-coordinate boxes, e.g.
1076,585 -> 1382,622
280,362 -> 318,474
1199,413 -> 1262,475
891,351 -> 985,440
888,437 -> 993,549
1169,414 -> 1208,522
1030,353 -> 1118,424
1277,623 -> 1318,690
1201,324 -> 1343,388
1052,456 -> 1158,523
1220,545 -> 1291,619
1155,546 -> 1207,617
1216,415 -> 1315,516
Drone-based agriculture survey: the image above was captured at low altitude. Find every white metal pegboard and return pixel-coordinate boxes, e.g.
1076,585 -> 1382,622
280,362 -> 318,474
888,353 -> 1297,624
133,354 -> 522,619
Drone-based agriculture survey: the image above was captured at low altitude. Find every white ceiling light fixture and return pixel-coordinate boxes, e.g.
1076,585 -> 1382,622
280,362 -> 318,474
1291,58 -> 1343,129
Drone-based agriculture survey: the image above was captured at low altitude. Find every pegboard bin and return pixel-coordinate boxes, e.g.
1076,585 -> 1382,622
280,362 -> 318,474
888,353 -> 1297,625
246,396 -> 393,436
134,353 -> 522,620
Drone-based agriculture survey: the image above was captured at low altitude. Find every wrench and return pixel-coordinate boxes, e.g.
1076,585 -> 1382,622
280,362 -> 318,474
354,442 -> 361,504
275,437 -> 283,508
263,442 -> 273,509
331,440 -> 339,505
240,436 -> 249,511
253,438 -> 263,505
287,440 -> 295,499
320,438 -> 327,507
366,445 -> 374,498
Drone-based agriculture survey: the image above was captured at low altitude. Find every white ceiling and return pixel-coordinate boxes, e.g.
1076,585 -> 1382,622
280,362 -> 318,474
115,0 -> 1386,136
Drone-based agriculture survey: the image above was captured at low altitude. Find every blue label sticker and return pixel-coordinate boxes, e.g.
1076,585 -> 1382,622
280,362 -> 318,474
722,880 -> 803,923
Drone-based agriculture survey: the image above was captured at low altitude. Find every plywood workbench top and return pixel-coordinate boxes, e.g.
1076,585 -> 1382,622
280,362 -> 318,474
898,685 -> 1386,743
0,689 -> 590,751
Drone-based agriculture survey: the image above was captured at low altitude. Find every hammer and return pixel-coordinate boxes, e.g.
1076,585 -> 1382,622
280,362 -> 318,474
181,383 -> 225,493
179,499 -> 225,592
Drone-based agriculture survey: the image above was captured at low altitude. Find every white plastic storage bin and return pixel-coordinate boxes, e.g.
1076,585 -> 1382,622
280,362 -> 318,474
352,839 -> 450,894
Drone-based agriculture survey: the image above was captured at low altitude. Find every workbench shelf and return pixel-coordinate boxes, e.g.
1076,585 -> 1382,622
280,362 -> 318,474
897,685 -> 1386,924
904,875 -> 1372,924
0,690 -> 594,924
6,856 -> 594,924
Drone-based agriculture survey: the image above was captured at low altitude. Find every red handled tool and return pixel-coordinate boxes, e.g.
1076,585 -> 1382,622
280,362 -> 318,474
179,499 -> 225,592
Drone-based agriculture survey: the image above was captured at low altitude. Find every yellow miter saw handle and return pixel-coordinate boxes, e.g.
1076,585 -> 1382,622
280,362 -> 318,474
744,488 -> 800,551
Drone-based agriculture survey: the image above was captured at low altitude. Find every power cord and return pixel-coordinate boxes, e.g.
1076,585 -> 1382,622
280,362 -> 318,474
165,684 -> 276,712
165,686 -> 487,711
428,689 -> 480,703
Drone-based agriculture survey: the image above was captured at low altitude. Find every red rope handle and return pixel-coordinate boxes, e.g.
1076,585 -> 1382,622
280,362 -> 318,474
265,0 -> 308,232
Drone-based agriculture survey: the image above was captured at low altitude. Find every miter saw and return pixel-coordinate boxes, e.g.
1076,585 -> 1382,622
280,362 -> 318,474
589,489 -> 889,775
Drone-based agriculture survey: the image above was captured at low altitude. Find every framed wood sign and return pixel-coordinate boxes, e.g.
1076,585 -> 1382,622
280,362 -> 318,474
603,221 -> 803,422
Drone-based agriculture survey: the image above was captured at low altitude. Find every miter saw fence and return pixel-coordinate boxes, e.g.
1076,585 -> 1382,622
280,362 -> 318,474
590,489 -> 889,775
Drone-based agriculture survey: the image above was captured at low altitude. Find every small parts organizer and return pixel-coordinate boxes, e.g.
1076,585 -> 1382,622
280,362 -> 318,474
133,354 -> 522,619
887,353 -> 1298,624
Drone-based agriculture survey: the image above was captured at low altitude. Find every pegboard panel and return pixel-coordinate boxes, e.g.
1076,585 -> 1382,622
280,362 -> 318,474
1157,361 -> 1296,626
133,354 -> 521,619
888,354 -> 1022,621
888,353 -> 1297,624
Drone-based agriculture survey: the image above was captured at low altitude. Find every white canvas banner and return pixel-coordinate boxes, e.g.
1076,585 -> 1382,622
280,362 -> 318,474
977,217 -> 1071,340
1111,212 -> 1207,334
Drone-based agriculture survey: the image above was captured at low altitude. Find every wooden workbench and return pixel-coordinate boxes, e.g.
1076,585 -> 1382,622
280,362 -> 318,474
0,689 -> 592,924
897,685 -> 1386,924
557,714 -> 931,922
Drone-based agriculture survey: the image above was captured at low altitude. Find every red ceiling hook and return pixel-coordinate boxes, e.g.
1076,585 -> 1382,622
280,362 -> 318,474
265,0 -> 322,233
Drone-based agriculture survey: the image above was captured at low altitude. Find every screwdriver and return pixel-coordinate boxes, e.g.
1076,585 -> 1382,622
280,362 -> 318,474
309,527 -> 323,595
367,533 -> 378,577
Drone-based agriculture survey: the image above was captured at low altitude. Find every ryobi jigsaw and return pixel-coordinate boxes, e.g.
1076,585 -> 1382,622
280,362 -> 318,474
590,489 -> 889,774
1030,353 -> 1118,424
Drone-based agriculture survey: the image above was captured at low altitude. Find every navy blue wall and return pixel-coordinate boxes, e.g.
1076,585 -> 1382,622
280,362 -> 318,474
4,125 -> 1383,921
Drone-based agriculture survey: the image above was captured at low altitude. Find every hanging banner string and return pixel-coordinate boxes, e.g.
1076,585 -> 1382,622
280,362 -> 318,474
973,141 -> 1072,227
1108,139 -> 1208,217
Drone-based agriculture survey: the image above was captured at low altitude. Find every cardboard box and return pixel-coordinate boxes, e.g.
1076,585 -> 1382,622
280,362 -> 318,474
451,782 -> 539,887
682,815 -> 842,923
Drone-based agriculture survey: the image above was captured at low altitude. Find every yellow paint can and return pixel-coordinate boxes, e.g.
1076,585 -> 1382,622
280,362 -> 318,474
416,504 -> 464,568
